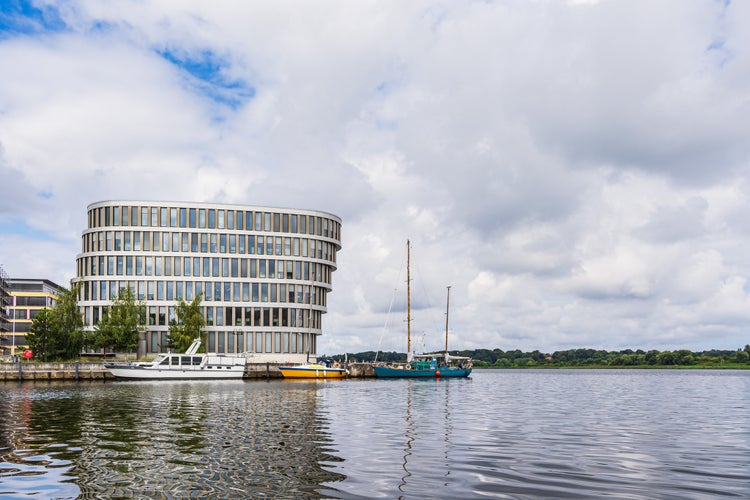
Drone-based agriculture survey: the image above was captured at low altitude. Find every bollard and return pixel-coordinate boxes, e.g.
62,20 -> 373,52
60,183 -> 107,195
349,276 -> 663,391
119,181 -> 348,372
17,362 -> 22,381
75,362 -> 79,381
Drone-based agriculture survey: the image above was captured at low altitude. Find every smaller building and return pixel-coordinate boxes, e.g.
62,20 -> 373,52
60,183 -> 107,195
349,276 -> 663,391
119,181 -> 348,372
3,279 -> 65,355
0,265 -> 10,349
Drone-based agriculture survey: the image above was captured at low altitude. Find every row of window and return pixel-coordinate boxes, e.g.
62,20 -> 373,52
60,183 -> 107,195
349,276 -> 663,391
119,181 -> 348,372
79,279 -> 326,306
147,331 -> 317,355
81,231 -> 338,261
84,305 -> 321,329
89,205 -> 341,240
7,296 -> 53,307
78,256 -> 334,284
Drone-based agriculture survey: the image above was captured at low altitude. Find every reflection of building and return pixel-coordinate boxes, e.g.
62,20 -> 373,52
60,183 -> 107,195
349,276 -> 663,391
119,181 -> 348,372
4,278 -> 65,355
72,201 -> 342,362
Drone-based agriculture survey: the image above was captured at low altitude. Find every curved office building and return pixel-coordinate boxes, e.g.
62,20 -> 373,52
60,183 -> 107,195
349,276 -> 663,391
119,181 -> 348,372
73,201 -> 342,362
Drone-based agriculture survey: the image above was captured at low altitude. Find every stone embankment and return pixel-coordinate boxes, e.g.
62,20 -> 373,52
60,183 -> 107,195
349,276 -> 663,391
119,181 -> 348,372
0,362 -> 376,381
0,362 -> 113,381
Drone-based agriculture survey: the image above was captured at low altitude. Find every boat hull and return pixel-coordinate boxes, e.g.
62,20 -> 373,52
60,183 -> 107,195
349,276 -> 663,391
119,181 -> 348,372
373,366 -> 472,378
279,365 -> 348,379
105,364 -> 245,380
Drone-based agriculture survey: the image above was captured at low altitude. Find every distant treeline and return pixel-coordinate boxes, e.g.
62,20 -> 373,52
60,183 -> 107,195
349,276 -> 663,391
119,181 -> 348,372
329,345 -> 750,368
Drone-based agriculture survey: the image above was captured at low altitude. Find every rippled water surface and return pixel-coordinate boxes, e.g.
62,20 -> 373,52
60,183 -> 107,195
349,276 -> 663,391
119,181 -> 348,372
1,370 -> 749,499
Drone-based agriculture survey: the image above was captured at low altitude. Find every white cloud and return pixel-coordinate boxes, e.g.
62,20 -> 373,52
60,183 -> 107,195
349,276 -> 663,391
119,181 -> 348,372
2,0 -> 750,354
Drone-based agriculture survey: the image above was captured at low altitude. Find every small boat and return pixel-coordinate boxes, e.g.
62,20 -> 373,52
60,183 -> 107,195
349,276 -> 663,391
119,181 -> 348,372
104,338 -> 246,380
278,362 -> 348,379
373,241 -> 472,379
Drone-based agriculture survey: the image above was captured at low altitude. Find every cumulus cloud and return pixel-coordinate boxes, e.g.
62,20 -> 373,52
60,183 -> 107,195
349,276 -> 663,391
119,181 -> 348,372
2,0 -> 750,354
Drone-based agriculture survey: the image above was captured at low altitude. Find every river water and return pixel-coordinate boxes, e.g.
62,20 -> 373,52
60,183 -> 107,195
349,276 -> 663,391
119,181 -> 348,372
0,369 -> 748,499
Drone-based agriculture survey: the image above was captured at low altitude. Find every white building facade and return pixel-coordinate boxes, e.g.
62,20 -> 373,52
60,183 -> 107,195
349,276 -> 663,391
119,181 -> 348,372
73,201 -> 341,362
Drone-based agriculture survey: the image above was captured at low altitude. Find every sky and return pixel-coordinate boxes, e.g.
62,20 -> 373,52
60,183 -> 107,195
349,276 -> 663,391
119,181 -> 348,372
1,0 -> 750,355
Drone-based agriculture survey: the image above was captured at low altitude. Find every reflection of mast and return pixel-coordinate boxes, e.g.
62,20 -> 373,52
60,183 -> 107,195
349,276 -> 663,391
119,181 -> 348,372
399,380 -> 414,493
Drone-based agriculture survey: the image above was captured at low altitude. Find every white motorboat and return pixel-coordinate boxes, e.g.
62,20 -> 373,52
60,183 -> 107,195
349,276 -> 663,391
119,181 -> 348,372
104,338 -> 246,380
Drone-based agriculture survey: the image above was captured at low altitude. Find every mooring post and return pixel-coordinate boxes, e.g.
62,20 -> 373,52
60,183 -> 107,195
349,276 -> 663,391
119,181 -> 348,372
17,361 -> 22,381
75,362 -> 79,381
266,362 -> 270,379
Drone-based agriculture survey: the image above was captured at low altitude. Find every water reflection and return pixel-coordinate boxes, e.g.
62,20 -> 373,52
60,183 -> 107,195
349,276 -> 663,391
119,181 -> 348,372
0,380 -> 344,498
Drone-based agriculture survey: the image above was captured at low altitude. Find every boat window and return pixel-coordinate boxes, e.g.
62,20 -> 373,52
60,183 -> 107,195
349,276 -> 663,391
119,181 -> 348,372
192,356 -> 202,365
181,356 -> 191,366
159,357 -> 170,366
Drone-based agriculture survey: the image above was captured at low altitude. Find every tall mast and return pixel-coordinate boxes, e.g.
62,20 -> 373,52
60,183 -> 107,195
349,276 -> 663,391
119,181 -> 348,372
406,239 -> 411,355
445,285 -> 451,355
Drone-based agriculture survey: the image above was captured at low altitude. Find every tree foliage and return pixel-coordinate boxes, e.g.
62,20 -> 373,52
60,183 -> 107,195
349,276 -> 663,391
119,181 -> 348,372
167,294 -> 206,353
26,308 -> 55,362
90,287 -> 144,353
24,284 -> 85,361
331,345 -> 750,368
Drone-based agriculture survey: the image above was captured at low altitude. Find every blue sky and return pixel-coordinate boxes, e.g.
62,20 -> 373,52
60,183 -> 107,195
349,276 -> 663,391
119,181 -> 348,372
2,0 -> 750,354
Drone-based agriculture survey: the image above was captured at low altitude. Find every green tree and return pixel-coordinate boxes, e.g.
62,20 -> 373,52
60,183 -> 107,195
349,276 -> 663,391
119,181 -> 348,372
26,308 -> 55,362
735,349 -> 749,363
48,283 -> 85,360
91,287 -> 144,354
167,294 -> 206,353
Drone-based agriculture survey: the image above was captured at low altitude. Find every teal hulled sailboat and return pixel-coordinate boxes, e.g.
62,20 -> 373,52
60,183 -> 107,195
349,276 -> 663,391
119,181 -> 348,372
372,241 -> 472,378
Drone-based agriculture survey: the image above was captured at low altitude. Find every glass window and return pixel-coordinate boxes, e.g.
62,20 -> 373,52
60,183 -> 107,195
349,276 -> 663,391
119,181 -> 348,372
273,213 -> 280,232
179,208 -> 187,227
264,213 -> 271,231
210,234 -> 217,253
227,211 -> 234,229
265,332 -> 272,351
189,208 -> 197,228
248,235 -> 255,254
238,235 -> 245,254
170,208 -> 177,227
256,332 -> 263,353
218,210 -> 225,229
220,234 -> 226,253
229,234 -> 236,253
237,211 -> 244,230
208,210 -> 216,228
282,214 -> 289,233
255,212 -> 262,231
199,209 -> 206,228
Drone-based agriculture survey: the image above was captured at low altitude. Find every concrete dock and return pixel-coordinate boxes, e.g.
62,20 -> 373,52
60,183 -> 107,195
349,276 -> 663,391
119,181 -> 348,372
0,361 -> 376,381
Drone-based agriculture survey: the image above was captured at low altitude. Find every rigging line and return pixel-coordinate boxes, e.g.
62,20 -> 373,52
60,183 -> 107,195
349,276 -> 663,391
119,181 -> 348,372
375,241 -> 409,361
410,243 -> 443,350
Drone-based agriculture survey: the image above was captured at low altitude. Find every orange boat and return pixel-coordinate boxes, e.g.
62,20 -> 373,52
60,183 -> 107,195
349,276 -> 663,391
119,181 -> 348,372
278,363 -> 347,379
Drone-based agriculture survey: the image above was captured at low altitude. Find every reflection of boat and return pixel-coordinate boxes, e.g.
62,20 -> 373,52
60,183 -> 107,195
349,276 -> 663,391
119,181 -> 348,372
278,363 -> 348,379
373,241 -> 472,379
104,338 -> 246,380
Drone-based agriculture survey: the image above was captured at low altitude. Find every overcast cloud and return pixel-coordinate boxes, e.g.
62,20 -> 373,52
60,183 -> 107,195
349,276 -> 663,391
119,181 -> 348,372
2,0 -> 750,355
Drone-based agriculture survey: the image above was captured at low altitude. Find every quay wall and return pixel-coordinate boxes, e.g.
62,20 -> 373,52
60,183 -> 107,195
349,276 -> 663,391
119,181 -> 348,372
0,362 -> 374,381
0,362 -> 113,381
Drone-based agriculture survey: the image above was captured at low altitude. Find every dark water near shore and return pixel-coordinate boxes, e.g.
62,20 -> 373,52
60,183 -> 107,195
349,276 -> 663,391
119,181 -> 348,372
1,370 -> 749,499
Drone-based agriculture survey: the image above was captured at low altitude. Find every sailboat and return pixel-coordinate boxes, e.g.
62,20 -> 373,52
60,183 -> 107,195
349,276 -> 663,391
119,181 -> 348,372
373,241 -> 472,378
